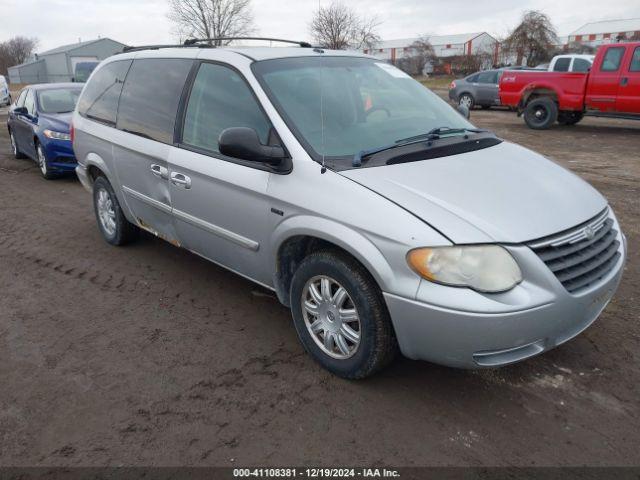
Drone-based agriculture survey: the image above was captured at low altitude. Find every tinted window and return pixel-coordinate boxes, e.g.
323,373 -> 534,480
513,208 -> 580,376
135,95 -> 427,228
553,58 -> 571,72
182,63 -> 271,154
37,88 -> 82,113
631,47 -> 640,72
24,90 -> 35,115
116,59 -> 192,144
78,60 -> 132,126
467,74 -> 479,82
573,58 -> 591,72
601,48 -> 625,72
477,71 -> 498,83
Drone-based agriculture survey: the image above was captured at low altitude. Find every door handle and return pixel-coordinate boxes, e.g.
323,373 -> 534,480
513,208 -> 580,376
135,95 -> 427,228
150,164 -> 168,179
170,172 -> 191,189
620,77 -> 628,86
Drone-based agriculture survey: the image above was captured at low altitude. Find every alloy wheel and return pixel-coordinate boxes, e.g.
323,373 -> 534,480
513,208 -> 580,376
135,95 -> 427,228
301,275 -> 361,359
37,145 -> 48,175
96,188 -> 117,237
459,95 -> 473,108
10,132 -> 17,156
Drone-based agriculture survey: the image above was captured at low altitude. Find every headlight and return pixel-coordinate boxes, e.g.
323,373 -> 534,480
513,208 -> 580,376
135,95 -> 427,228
407,245 -> 522,293
43,129 -> 71,141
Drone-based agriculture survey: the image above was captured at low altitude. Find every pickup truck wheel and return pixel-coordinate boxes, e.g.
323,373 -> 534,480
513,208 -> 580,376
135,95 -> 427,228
524,97 -> 558,129
290,250 -> 397,379
93,176 -> 139,246
458,93 -> 474,109
558,111 -> 584,126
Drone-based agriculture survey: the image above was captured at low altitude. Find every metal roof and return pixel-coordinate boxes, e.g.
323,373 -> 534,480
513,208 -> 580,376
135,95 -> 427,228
570,18 -> 640,36
375,32 -> 489,50
39,37 -> 126,56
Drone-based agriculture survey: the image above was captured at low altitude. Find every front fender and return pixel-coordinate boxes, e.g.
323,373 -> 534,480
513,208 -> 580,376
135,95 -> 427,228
270,214 -> 419,298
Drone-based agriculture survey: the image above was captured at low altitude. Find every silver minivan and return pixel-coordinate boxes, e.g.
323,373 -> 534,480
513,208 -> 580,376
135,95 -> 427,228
73,41 -> 626,378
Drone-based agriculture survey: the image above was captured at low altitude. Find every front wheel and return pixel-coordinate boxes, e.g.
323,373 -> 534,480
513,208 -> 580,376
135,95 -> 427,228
93,176 -> 139,246
290,250 -> 397,379
524,97 -> 558,130
36,142 -> 56,179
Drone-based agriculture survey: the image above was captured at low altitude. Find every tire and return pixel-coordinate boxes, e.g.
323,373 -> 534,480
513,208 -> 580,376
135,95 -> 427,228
290,249 -> 397,379
524,97 -> 558,130
458,93 -> 474,110
558,111 -> 584,126
92,175 -> 139,246
36,141 -> 56,180
9,129 -> 26,159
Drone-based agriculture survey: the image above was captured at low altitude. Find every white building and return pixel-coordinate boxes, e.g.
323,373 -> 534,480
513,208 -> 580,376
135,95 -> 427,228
568,18 -> 640,48
364,32 -> 498,72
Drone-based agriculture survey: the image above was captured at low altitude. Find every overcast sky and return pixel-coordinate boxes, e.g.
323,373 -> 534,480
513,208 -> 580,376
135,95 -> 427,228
2,0 -> 640,52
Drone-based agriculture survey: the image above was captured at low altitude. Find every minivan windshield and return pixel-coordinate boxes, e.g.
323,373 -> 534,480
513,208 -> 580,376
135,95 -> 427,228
252,56 -> 475,161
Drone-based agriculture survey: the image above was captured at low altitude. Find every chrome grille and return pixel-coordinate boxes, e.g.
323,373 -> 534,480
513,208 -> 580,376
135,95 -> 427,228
527,208 -> 620,294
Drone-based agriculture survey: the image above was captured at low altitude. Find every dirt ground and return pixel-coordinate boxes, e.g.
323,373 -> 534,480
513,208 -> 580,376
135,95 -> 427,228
0,104 -> 639,468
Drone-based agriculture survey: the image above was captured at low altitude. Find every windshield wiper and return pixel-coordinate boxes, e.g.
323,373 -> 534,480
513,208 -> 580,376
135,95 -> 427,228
352,127 -> 487,167
395,127 -> 487,145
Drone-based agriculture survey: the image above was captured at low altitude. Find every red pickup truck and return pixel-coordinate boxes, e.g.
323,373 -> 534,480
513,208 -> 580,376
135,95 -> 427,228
499,42 -> 640,129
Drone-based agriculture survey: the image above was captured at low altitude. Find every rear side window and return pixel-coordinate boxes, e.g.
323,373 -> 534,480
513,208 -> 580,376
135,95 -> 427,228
117,58 -> 193,144
477,71 -> 498,84
553,58 -> 571,72
573,58 -> 591,72
181,63 -> 271,154
601,48 -> 625,72
77,60 -> 132,126
466,74 -> 479,82
630,47 -> 640,72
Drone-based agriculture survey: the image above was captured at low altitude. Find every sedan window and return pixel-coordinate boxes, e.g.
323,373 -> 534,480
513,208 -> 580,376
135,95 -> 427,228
477,71 -> 498,84
24,90 -> 35,115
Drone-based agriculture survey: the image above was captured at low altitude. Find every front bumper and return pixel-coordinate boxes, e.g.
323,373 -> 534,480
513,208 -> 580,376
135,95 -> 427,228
384,229 -> 627,369
44,139 -> 76,171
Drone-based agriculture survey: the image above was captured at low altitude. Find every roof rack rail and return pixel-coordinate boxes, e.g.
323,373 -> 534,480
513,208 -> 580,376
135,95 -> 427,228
183,37 -> 313,48
121,43 -> 210,53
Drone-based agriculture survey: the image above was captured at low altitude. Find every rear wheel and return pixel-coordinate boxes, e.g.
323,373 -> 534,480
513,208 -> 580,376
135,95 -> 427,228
524,97 -> 558,130
9,130 -> 26,159
558,111 -> 584,126
93,176 -> 139,246
458,93 -> 474,110
290,249 -> 397,379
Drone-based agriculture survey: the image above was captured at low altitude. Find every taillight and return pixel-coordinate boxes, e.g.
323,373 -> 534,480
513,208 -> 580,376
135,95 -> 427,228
450,81 -> 456,89
70,122 -> 75,144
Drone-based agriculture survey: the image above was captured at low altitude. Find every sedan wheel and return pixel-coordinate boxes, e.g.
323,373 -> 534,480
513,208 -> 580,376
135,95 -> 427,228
10,131 -> 26,159
459,94 -> 474,109
37,143 -> 55,179
301,275 -> 361,359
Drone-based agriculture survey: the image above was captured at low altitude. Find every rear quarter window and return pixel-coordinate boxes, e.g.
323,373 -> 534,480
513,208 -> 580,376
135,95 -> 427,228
77,60 -> 132,126
116,58 -> 193,144
630,47 -> 640,72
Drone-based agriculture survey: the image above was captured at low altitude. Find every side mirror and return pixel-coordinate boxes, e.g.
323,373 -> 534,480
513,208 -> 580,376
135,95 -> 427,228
14,106 -> 28,115
456,104 -> 470,119
219,127 -> 285,165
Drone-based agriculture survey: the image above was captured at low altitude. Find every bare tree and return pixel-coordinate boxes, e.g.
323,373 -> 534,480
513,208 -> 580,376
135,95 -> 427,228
502,10 -> 558,66
309,2 -> 380,50
0,36 -> 39,76
396,36 -> 436,76
167,0 -> 255,45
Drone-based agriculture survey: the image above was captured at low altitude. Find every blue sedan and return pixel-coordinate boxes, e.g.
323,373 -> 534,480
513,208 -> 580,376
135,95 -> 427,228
7,83 -> 83,179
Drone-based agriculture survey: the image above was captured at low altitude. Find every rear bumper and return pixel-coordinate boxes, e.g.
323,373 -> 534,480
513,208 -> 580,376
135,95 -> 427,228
384,234 -> 626,369
75,164 -> 92,192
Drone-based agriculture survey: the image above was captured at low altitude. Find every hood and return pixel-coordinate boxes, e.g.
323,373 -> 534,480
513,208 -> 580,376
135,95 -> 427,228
340,141 -> 606,244
38,112 -> 72,133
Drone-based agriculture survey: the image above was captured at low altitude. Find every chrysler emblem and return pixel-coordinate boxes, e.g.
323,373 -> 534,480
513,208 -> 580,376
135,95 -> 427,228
584,226 -> 595,240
